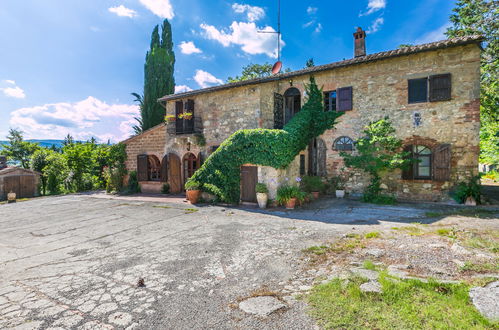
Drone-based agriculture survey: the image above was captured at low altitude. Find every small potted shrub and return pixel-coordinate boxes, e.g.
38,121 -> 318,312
335,179 -> 346,198
178,112 -> 193,120
185,180 -> 201,204
301,176 -> 324,199
165,114 -> 176,122
276,185 -> 301,209
255,183 -> 269,209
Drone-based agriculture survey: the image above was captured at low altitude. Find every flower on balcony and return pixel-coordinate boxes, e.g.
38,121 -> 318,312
178,112 -> 193,120
164,115 -> 176,122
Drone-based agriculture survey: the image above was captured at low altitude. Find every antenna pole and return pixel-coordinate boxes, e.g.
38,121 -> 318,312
277,0 -> 281,62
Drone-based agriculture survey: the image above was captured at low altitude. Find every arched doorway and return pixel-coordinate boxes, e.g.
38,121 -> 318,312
284,87 -> 301,124
183,153 -> 198,186
168,153 -> 181,193
147,155 -> 161,181
160,155 -> 168,182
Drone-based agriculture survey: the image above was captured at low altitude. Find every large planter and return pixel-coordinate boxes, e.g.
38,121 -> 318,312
7,191 -> 16,203
285,197 -> 297,210
312,191 -> 320,199
186,190 -> 201,204
256,193 -> 268,209
336,190 -> 345,198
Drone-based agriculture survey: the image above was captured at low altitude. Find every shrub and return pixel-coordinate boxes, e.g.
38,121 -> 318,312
451,175 -> 482,204
161,183 -> 170,194
126,171 -> 141,194
256,182 -> 268,193
301,175 -> 325,192
185,180 -> 201,191
276,185 -> 301,205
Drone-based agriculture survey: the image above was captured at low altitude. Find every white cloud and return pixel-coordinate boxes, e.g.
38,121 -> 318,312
175,85 -> 193,93
232,3 -> 265,22
307,7 -> 318,15
179,41 -> 202,55
314,23 -> 323,34
108,5 -> 137,18
194,70 -> 223,88
415,23 -> 451,44
139,0 -> 174,19
360,0 -> 386,16
1,81 -> 25,99
367,17 -> 384,34
200,21 -> 284,58
9,97 -> 139,142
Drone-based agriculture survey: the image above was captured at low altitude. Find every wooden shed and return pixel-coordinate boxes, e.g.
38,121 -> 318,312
0,167 -> 41,200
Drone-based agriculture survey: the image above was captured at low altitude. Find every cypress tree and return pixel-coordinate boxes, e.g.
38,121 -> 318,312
133,19 -> 175,134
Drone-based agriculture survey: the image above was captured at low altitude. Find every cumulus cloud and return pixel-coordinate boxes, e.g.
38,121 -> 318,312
9,97 -> 139,142
314,23 -> 323,34
366,17 -> 384,34
108,5 -> 137,18
194,70 -> 223,88
415,23 -> 451,44
139,0 -> 174,19
179,41 -> 202,55
175,85 -> 193,93
360,0 -> 386,16
232,3 -> 265,22
303,6 -> 321,34
200,22 -> 283,58
1,80 -> 25,99
307,7 -> 318,15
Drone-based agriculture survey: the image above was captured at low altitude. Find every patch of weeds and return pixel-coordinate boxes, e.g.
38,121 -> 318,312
465,277 -> 498,288
391,226 -> 399,230
460,261 -> 499,273
345,233 -> 361,239
303,245 -> 330,256
152,205 -> 172,209
461,230 -> 499,254
425,208 -> 498,219
364,231 -> 380,239
184,208 -> 199,214
287,227 -> 297,230
435,228 -> 458,239
363,260 -> 377,271
394,225 -> 424,236
308,272 -> 495,329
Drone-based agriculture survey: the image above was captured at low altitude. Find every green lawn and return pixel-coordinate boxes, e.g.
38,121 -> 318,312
308,273 -> 496,329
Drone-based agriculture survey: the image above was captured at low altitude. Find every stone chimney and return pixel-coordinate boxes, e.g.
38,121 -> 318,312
353,27 -> 366,57
0,156 -> 6,170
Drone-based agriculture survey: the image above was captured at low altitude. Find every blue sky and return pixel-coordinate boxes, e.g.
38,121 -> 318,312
0,0 -> 455,142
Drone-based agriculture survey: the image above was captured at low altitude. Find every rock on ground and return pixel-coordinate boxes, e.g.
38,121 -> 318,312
469,281 -> 499,321
360,280 -> 382,293
239,296 -> 286,317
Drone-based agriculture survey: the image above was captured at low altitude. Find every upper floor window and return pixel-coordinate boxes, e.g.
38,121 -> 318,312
408,73 -> 451,104
324,91 -> 337,111
334,136 -> 354,151
175,99 -> 195,134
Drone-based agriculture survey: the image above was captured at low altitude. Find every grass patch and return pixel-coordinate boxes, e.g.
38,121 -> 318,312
462,230 -> 499,254
364,231 -> 380,239
460,261 -> 499,273
363,260 -> 377,271
152,205 -> 172,209
184,208 -> 199,214
303,245 -> 330,255
435,228 -> 458,239
393,225 -> 425,236
425,208 -> 498,219
308,273 -> 495,329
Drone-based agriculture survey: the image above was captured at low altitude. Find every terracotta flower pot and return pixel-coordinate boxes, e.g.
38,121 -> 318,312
312,191 -> 320,199
285,197 -> 297,209
187,190 -> 201,204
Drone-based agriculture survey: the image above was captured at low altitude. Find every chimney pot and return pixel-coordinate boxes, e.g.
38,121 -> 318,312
353,27 -> 366,57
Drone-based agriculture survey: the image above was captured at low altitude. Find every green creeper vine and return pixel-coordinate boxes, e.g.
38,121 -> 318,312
187,76 -> 342,203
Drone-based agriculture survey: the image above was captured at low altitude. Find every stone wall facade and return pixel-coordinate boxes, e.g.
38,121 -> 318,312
125,42 -> 481,202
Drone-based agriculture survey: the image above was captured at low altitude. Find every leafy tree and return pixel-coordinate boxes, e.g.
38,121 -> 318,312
227,63 -> 291,82
134,19 -> 175,133
31,148 -> 51,195
340,118 -> 412,204
3,129 -> 39,168
446,0 -> 499,165
305,58 -> 315,68
63,142 -> 94,192
45,151 -> 67,195
103,143 -> 128,193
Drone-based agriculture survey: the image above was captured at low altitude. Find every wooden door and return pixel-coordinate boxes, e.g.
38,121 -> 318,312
168,153 -> 182,193
20,176 -> 35,198
4,176 -> 20,198
240,166 -> 257,203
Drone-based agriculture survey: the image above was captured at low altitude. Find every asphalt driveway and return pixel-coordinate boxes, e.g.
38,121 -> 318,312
0,194 -> 492,329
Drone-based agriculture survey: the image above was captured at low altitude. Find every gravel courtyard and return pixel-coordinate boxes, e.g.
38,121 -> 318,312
0,195 -> 497,329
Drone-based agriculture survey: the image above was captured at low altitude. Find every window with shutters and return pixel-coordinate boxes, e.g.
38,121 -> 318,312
323,90 -> 337,111
337,86 -> 353,111
333,136 -> 354,151
401,144 -> 450,181
175,99 -> 195,134
147,155 -> 161,181
408,73 -> 451,104
413,145 -> 432,179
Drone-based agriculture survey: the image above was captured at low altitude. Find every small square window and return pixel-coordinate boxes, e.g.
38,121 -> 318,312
408,78 -> 428,104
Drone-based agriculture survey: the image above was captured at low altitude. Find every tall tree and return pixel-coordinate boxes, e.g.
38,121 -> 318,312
227,63 -> 291,82
3,129 -> 39,168
134,19 -> 175,133
446,0 -> 499,165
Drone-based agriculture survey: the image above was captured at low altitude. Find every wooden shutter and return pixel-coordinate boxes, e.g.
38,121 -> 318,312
185,99 -> 195,133
175,101 -> 183,134
273,93 -> 284,129
401,145 -> 414,180
429,74 -> 451,102
337,86 -> 353,111
433,144 -> 451,181
160,155 -> 168,182
137,154 -> 148,181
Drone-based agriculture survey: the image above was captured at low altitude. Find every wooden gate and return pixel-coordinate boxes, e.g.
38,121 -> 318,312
3,175 -> 35,198
240,166 -> 257,203
168,153 -> 182,193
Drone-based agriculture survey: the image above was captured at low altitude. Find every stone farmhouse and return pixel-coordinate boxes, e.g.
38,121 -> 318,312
122,29 -> 483,202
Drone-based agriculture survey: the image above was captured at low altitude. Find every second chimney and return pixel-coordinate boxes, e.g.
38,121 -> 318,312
354,27 -> 366,57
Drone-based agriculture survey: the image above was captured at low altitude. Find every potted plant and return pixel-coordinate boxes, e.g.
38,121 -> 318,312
165,114 -> 176,122
276,185 -> 301,210
185,180 -> 201,204
335,180 -> 346,198
7,191 -> 16,203
255,183 -> 269,209
301,176 -> 324,199
178,112 -> 193,120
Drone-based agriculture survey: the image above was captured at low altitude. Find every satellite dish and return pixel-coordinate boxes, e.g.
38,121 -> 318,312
272,61 -> 282,75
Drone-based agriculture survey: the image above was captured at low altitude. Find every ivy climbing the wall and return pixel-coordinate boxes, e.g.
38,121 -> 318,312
187,76 -> 342,203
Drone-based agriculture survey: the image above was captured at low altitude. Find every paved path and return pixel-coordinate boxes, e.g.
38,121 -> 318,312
0,194 -> 487,329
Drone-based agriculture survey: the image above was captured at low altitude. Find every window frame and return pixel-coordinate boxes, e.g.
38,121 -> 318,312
408,77 -> 428,104
413,146 -> 432,180
333,136 -> 355,152
323,90 -> 337,112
